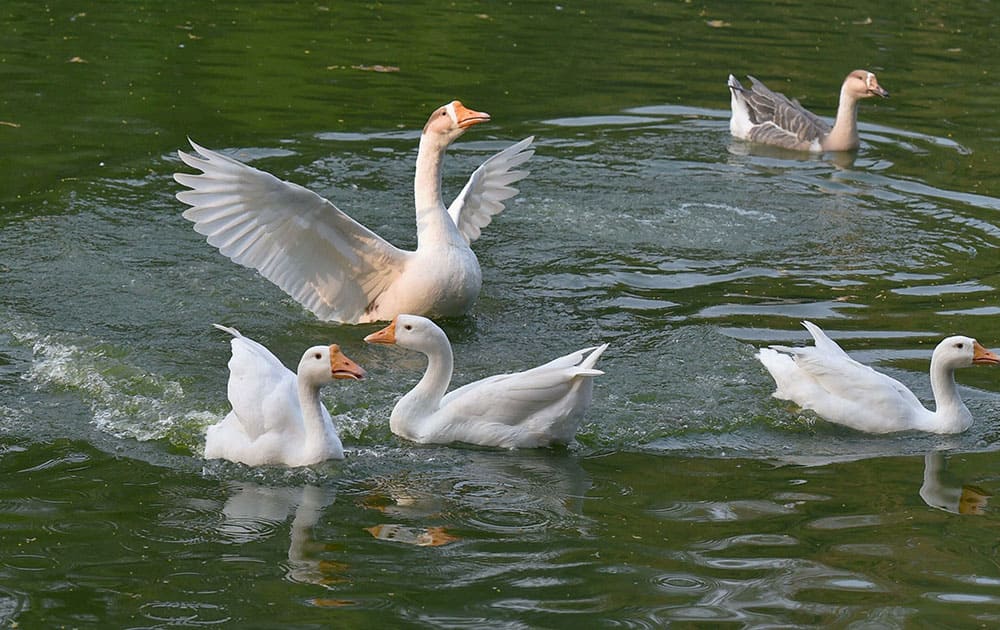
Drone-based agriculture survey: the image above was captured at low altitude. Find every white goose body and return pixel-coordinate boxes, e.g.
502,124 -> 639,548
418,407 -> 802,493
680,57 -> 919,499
205,324 -> 365,466
728,70 -> 888,151
174,101 -> 534,324
757,321 -> 999,434
365,315 -> 607,448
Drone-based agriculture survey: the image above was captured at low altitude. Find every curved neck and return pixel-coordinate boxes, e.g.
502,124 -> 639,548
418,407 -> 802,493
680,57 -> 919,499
927,358 -> 973,432
823,87 -> 861,150
297,376 -> 333,444
391,337 -> 454,433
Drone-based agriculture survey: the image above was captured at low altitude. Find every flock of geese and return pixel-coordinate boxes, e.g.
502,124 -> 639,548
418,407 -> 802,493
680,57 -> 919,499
173,72 -> 998,467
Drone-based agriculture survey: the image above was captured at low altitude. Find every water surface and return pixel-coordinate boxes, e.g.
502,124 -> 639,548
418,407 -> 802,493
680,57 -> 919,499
4,1 -> 1000,626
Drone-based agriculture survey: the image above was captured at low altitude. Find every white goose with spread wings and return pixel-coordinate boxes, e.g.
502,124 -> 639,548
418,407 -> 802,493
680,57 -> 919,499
728,70 -> 888,151
365,314 -> 607,448
174,101 -> 534,324
757,321 -> 999,434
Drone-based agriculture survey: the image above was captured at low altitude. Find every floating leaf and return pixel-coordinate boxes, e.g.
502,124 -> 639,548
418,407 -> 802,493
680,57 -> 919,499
309,598 -> 356,608
351,64 -> 400,73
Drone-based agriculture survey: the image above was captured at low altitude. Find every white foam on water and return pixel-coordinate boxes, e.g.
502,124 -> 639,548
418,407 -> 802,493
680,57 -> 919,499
11,323 -> 217,447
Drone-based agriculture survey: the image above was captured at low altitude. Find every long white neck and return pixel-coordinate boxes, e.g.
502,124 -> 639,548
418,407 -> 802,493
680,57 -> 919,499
823,86 -> 861,151
926,358 -> 973,433
413,133 -> 465,249
414,133 -> 447,213
296,376 -> 335,453
390,337 -> 454,437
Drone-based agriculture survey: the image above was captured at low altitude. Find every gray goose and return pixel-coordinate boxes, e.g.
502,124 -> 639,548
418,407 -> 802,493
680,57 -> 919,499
728,70 -> 888,151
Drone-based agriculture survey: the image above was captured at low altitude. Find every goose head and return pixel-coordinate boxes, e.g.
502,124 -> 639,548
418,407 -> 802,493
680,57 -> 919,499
421,101 -> 491,146
298,344 -> 367,384
933,336 -> 1000,371
844,70 -> 889,99
364,314 -> 449,355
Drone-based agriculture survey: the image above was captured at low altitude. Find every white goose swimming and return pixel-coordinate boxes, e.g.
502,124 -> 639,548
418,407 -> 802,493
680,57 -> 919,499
728,70 -> 888,151
364,314 -> 607,448
205,324 -> 366,466
757,321 -> 999,434
174,101 -> 534,324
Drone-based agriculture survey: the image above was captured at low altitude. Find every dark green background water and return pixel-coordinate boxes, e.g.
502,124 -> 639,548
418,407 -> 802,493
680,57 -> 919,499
4,1 -> 1000,627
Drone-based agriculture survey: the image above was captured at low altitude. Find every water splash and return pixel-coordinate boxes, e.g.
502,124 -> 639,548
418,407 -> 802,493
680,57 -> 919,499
10,322 -> 214,451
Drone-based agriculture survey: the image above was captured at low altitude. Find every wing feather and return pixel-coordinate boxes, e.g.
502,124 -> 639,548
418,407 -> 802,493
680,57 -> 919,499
213,324 -> 297,440
441,344 -> 606,426
447,136 -> 534,245
175,141 -> 410,323
744,76 -> 831,144
773,343 -> 923,411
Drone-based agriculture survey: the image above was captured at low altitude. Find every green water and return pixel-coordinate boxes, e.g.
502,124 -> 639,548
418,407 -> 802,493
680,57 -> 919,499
4,1 -> 1000,627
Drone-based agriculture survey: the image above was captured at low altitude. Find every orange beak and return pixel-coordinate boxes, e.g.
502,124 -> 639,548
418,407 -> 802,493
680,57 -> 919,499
452,101 -> 490,129
364,319 -> 397,345
972,341 -> 1000,365
329,344 -> 366,380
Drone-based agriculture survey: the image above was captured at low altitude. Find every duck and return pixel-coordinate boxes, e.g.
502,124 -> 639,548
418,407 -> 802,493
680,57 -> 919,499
727,70 -> 889,151
174,101 -> 534,324
364,314 -> 607,448
757,321 -> 999,434
204,324 -> 366,466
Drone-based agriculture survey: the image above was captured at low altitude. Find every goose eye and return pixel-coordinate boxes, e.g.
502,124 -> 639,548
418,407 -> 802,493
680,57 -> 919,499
404,324 -> 413,331
956,343 -> 964,349
315,352 -> 322,359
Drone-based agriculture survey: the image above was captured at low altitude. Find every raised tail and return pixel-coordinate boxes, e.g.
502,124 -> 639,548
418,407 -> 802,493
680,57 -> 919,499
756,347 -> 799,401
727,74 -> 746,94
213,323 -> 244,339
727,74 -> 755,139
576,343 -> 609,377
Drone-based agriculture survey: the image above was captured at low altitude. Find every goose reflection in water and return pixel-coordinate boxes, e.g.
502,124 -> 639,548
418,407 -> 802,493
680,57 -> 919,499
219,482 -> 345,586
919,451 -> 992,515
359,450 -> 593,549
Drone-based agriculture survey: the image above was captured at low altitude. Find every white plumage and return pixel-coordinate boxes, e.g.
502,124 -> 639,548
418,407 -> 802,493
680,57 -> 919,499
174,101 -> 533,323
757,321 -> 998,434
204,324 -> 365,466
365,314 -> 607,448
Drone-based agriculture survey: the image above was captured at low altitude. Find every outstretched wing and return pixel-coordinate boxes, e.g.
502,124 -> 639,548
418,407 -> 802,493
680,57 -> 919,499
447,136 -> 534,245
175,141 -> 409,323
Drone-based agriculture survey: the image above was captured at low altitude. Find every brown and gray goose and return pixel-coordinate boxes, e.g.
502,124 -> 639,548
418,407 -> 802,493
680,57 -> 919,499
727,70 -> 888,152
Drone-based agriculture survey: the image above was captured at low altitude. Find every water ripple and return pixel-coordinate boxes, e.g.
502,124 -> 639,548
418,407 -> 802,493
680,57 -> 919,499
652,500 -> 797,522
138,600 -> 230,626
808,514 -> 884,530
0,586 -> 28,626
653,573 -> 712,595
